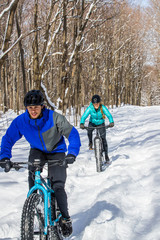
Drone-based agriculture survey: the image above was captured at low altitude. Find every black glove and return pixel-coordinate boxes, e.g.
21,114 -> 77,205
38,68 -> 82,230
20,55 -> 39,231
65,154 -> 76,164
0,158 -> 12,172
80,123 -> 85,129
109,122 -> 114,128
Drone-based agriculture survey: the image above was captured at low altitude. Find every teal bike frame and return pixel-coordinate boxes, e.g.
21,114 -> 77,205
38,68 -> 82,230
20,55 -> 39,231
12,161 -> 62,236
28,169 -> 62,235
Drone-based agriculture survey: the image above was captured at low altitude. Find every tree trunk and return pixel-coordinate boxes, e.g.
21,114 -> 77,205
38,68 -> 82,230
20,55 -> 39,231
16,13 -> 26,95
32,0 -> 40,89
0,0 -> 19,68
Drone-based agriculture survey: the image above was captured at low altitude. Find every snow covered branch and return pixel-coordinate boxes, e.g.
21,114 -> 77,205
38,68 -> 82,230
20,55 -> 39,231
0,0 -> 19,19
0,28 -> 41,61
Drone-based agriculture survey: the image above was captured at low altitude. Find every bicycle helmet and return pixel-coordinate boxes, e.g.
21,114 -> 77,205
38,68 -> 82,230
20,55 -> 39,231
24,90 -> 44,107
91,95 -> 101,103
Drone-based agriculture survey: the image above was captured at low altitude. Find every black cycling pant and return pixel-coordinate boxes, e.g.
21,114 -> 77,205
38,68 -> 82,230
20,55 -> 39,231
28,148 -> 69,218
87,122 -> 108,157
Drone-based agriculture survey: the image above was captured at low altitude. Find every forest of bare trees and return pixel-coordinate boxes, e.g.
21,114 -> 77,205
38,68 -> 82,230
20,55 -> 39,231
0,0 -> 160,120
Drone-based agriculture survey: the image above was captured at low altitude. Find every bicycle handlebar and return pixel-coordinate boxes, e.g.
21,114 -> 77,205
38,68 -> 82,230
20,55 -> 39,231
10,157 -> 76,170
11,162 -> 28,170
83,125 -> 111,130
11,159 -> 66,171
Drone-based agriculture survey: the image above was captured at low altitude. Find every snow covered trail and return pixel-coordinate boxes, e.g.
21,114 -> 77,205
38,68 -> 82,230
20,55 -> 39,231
0,106 -> 160,240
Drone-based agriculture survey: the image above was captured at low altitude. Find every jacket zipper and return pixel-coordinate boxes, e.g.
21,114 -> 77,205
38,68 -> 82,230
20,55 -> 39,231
35,120 -> 45,151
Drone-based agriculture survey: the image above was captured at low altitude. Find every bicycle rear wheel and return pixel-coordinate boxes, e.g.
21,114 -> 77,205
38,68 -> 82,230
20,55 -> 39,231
94,137 -> 103,172
21,193 -> 46,240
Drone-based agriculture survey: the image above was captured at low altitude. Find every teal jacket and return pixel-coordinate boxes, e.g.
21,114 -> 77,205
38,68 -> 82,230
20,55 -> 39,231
80,103 -> 114,126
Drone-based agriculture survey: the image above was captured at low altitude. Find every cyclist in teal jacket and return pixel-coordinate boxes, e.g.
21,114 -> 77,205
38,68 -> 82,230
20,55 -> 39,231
80,94 -> 114,163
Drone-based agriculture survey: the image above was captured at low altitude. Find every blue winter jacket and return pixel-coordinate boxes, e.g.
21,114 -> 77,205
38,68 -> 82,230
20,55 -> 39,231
0,108 -> 81,160
80,103 -> 114,126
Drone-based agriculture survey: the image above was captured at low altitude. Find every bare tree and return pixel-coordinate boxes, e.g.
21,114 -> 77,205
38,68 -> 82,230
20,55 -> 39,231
0,0 -> 159,119
0,0 -> 19,67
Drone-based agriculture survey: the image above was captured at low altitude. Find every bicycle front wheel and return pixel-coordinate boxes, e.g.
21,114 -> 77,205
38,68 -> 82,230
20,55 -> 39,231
21,193 -> 47,240
94,137 -> 103,172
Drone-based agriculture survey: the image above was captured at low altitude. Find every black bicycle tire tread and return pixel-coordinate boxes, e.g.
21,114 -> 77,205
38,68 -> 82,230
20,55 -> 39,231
21,193 -> 46,240
21,193 -> 36,239
94,138 -> 103,172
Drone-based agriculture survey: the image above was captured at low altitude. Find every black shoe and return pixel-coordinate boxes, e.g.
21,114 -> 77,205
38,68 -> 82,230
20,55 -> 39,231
89,142 -> 93,150
105,156 -> 110,164
59,217 -> 73,237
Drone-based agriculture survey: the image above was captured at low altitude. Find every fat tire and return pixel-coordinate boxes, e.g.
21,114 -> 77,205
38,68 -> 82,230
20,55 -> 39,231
21,193 -> 47,240
94,137 -> 103,172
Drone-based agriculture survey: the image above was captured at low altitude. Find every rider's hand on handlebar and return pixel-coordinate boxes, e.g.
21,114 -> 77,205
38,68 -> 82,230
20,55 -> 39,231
59,154 -> 76,167
65,154 -> 76,164
0,158 -> 13,172
109,122 -> 114,128
80,123 -> 85,129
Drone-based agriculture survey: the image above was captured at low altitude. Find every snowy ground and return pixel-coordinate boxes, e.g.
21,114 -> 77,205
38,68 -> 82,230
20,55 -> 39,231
0,105 -> 160,240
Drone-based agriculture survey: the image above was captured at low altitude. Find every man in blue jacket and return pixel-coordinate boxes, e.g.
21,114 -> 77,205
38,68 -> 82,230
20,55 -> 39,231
0,89 -> 81,237
80,94 -> 114,163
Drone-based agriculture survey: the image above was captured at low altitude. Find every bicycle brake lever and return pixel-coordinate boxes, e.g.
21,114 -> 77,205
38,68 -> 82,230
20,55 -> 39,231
15,167 -> 20,171
59,159 -> 67,167
13,163 -> 21,171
